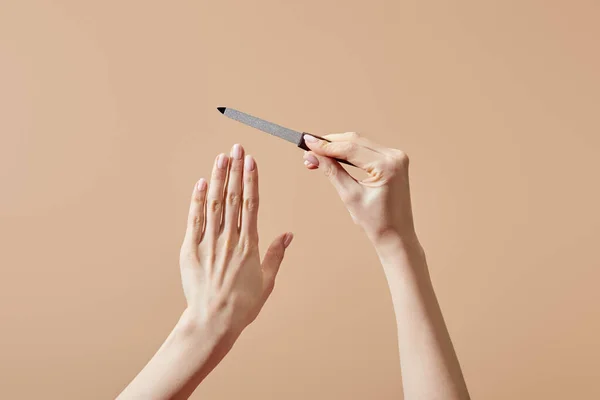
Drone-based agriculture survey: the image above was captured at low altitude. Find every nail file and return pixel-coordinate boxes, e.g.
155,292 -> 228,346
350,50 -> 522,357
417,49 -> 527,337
217,107 -> 354,167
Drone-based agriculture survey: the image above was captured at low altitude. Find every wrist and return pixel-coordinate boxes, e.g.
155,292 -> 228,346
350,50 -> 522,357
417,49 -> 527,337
174,308 -> 240,352
371,229 -> 425,266
371,228 -> 420,252
119,308 -> 240,399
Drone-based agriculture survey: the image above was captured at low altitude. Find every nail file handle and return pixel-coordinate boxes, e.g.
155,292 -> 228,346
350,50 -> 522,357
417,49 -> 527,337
297,133 -> 356,167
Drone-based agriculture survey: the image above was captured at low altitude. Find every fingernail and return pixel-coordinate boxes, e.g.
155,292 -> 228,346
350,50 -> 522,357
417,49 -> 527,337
283,233 -> 294,248
303,153 -> 319,167
303,134 -> 318,143
231,144 -> 243,160
244,155 -> 255,171
196,178 -> 207,191
217,154 -> 228,169
303,160 -> 311,167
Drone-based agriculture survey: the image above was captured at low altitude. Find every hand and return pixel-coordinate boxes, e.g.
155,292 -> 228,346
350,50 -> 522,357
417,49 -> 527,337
180,144 -> 293,336
302,133 -> 416,244
304,135 -> 470,400
117,146 -> 293,400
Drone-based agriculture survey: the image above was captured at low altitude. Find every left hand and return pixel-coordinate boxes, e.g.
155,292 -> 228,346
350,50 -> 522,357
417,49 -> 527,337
116,146 -> 292,400
179,144 -> 293,336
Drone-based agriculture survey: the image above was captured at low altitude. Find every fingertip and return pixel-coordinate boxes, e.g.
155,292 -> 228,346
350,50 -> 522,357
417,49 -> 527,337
196,178 -> 207,192
244,154 -> 256,171
283,232 -> 294,248
217,153 -> 228,169
304,161 -> 318,170
231,144 -> 243,160
303,152 -> 320,167
303,134 -> 318,143
303,135 -> 324,152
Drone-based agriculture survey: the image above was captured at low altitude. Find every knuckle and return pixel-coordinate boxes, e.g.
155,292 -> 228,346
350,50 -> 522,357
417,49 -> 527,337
191,214 -> 203,228
193,193 -> 205,204
243,196 -> 259,211
221,236 -> 237,253
402,153 -> 410,167
391,149 -> 409,165
208,198 -> 222,212
381,157 -> 396,171
346,132 -> 360,139
245,173 -> 256,183
227,192 -> 241,206
239,236 -> 256,255
382,150 -> 409,173
370,166 -> 386,181
323,164 -> 337,178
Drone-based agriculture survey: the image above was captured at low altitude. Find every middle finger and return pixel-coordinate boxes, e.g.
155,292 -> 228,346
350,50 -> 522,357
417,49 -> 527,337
223,144 -> 245,235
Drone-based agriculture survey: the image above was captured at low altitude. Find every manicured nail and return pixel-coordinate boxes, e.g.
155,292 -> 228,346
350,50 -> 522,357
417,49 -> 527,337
303,134 -> 318,143
303,160 -> 311,166
244,155 -> 255,171
217,154 -> 228,169
231,144 -> 243,160
196,178 -> 207,191
283,233 -> 294,248
303,153 -> 319,167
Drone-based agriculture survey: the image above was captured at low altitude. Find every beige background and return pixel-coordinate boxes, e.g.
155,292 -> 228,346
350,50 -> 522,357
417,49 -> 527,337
1,1 -> 599,399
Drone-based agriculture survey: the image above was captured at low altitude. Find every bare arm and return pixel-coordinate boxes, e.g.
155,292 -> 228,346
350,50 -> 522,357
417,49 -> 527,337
117,145 -> 293,399
375,234 -> 469,400
116,310 -> 237,400
303,133 -> 470,400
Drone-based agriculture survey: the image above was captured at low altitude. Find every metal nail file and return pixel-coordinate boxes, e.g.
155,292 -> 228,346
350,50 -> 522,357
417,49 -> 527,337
217,107 -> 354,167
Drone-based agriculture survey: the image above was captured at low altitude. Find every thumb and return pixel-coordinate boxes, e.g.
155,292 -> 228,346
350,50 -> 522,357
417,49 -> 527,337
261,232 -> 293,295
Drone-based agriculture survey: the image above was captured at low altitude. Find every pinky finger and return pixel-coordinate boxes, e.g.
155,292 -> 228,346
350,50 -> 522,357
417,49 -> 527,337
184,178 -> 207,246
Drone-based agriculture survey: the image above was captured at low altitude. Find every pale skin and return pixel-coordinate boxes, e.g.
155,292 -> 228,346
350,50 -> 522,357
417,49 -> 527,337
117,136 -> 470,400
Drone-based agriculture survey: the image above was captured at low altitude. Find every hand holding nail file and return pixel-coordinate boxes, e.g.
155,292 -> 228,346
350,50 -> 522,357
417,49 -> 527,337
217,107 -> 356,167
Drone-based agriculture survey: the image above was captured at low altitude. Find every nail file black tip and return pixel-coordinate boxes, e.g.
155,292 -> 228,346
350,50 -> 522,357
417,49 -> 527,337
217,107 -> 226,114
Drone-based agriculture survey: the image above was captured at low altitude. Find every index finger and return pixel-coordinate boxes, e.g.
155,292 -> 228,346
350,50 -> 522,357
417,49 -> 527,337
323,132 -> 386,151
303,134 -> 381,171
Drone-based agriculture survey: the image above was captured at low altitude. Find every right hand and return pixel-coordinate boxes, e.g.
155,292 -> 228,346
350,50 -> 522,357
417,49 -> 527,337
302,133 -> 417,244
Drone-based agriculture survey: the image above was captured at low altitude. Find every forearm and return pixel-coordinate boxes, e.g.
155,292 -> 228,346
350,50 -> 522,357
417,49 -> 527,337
117,310 -> 238,400
374,233 -> 470,400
